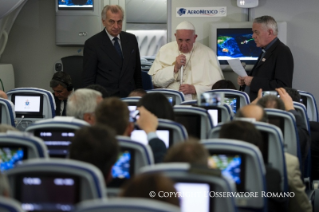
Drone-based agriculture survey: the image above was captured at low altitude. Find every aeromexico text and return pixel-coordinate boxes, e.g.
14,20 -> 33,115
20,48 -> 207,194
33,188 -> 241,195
186,10 -> 218,15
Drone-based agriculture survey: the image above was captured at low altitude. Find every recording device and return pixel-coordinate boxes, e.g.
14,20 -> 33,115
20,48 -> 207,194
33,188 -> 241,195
262,91 -> 278,97
199,92 -> 224,106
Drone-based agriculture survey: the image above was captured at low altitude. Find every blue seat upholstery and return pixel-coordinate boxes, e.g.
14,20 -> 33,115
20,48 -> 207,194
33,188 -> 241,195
7,87 -> 56,131
146,89 -> 185,105
299,90 -> 319,122
201,138 -> 267,212
0,98 -> 15,127
0,196 -> 24,212
76,198 -> 181,212
141,71 -> 154,90
140,163 -> 237,212
173,106 -> 213,139
5,159 -> 106,211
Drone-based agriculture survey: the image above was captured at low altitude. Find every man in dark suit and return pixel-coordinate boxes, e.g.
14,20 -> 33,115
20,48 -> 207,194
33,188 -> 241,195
237,16 -> 294,100
94,97 -> 167,163
82,5 -> 142,97
50,71 -> 74,116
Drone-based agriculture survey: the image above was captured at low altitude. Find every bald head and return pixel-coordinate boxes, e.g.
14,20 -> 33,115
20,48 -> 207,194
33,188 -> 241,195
0,90 -> 8,99
236,104 -> 268,122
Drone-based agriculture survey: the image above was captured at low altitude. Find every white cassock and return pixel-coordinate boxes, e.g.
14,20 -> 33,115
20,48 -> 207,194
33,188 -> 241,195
148,41 -> 224,100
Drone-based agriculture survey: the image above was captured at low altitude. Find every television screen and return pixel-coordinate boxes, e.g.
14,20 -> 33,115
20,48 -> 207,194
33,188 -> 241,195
166,95 -> 176,106
268,116 -> 285,136
12,94 -> 44,118
130,129 -> 170,148
0,146 -> 27,172
175,182 -> 211,212
17,174 -> 80,211
259,131 -> 269,164
58,0 -> 93,10
174,114 -> 201,139
224,94 -> 240,114
208,152 -> 245,191
34,129 -> 75,158
216,28 -> 261,65
109,148 -> 135,188
198,106 -> 222,126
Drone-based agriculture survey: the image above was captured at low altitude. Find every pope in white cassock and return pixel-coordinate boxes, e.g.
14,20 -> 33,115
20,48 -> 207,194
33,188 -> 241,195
148,21 -> 224,100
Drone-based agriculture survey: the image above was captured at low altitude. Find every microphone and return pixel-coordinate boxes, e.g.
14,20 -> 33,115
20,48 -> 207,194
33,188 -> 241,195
180,66 -> 184,85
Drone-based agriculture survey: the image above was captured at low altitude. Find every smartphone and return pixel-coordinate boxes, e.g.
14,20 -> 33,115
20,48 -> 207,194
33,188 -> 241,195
198,92 -> 224,106
131,110 -> 140,122
262,91 -> 278,96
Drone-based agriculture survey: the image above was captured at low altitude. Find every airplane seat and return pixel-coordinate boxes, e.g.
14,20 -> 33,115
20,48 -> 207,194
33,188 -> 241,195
157,119 -> 188,147
264,109 -> 302,167
107,136 -> 154,197
7,87 -> 56,131
76,198 -> 181,212
4,159 -> 106,211
293,102 -> 311,132
0,98 -> 16,127
146,89 -> 185,105
202,89 -> 250,113
173,106 -> 213,139
141,71 -> 154,90
208,121 -> 289,193
0,196 -> 24,212
55,55 -> 84,90
201,138 -> 268,212
0,131 -> 49,172
199,104 -> 234,127
298,90 -> 319,122
180,100 -> 197,105
25,116 -> 89,158
139,163 -> 237,212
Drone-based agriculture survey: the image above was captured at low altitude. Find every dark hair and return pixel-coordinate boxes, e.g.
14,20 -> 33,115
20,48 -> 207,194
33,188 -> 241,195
95,97 -> 129,135
128,89 -> 147,97
219,121 -> 264,152
212,80 -> 237,90
86,84 -> 110,98
164,138 -> 209,165
137,93 -> 175,120
120,173 -> 180,207
284,87 -> 301,103
257,95 -> 285,110
50,71 -> 73,90
69,125 -> 119,178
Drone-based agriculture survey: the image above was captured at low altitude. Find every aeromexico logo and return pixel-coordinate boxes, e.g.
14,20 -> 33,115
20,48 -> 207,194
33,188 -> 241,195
176,7 -> 227,17
25,99 -> 30,106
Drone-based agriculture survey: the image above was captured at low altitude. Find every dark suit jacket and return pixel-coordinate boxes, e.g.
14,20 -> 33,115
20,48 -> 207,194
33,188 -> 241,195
83,30 -> 142,97
149,138 -> 167,164
248,39 -> 294,100
53,95 -> 67,116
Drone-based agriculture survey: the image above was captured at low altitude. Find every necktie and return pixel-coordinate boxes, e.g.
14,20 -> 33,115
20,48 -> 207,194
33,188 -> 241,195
113,37 -> 123,61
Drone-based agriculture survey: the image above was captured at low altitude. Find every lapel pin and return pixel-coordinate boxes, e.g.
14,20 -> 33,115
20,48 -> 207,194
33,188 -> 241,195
262,58 -> 266,62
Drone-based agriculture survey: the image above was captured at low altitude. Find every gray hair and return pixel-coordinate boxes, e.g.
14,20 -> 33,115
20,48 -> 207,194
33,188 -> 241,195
101,5 -> 124,20
254,15 -> 278,36
257,95 -> 285,110
67,89 -> 102,120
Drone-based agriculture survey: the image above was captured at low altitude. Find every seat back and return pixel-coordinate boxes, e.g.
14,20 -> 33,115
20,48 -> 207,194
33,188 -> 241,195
201,89 -> 250,114
107,136 -> 154,196
76,198 -> 181,212
140,163 -> 237,212
0,197 -> 24,212
7,87 -> 56,131
0,131 -> 49,172
180,100 -> 197,105
5,159 -> 106,211
293,102 -> 311,132
146,89 -> 185,105
264,108 -> 302,161
121,97 -> 141,106
0,98 -> 16,127
157,119 -> 188,147
201,139 -> 267,211
25,117 -> 89,158
173,106 -> 213,139
198,104 -> 234,126
141,71 -> 154,90
56,55 -> 84,90
299,90 -> 319,122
